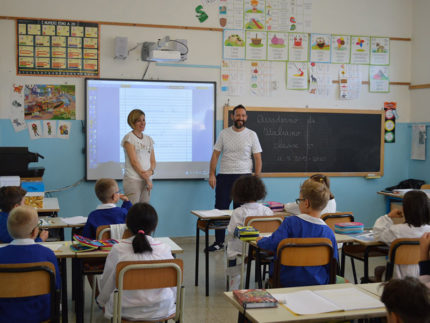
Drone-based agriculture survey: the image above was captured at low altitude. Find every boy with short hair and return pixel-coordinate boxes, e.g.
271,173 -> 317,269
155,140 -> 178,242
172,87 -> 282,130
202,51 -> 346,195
257,179 -> 338,287
0,205 -> 61,322
381,277 -> 430,323
82,178 -> 132,239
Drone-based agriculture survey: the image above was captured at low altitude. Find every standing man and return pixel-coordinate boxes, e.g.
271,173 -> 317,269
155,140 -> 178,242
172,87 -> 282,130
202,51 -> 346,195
207,104 -> 262,251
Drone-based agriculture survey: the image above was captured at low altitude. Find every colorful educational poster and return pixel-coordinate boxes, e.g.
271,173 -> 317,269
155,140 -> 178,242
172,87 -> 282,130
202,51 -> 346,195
350,36 -> 370,65
288,33 -> 308,62
223,29 -> 246,59
249,61 -> 273,96
370,37 -> 390,65
16,19 -> 99,76
220,60 -> 247,96
267,32 -> 288,61
219,0 -> 244,29
266,0 -> 312,32
369,65 -> 390,93
24,84 -> 76,120
287,62 -> 308,90
331,35 -> 350,64
338,64 -> 361,100
9,84 -> 26,132
246,31 -> 267,60
28,120 -> 42,140
309,33 -> 331,63
308,62 -> 331,96
57,121 -> 71,139
42,120 -> 57,138
244,0 -> 265,30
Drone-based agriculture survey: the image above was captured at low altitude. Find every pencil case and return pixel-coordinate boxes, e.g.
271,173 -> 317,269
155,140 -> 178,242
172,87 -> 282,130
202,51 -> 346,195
334,222 -> 364,234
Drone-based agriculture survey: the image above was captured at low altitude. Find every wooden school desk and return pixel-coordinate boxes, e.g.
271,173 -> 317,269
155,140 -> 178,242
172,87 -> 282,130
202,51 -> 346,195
73,237 -> 183,323
224,283 -> 386,323
191,209 -> 232,296
377,191 -> 403,213
39,215 -> 86,241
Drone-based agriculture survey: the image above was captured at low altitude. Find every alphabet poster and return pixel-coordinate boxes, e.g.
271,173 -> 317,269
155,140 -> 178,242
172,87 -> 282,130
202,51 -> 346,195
309,33 -> 331,63
350,36 -> 370,65
287,62 -> 308,90
331,35 -> 350,64
370,37 -> 390,65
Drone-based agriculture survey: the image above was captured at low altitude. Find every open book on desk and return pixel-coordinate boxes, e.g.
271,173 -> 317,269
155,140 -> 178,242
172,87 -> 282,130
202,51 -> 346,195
197,209 -> 233,218
350,230 -> 375,242
275,288 -> 384,315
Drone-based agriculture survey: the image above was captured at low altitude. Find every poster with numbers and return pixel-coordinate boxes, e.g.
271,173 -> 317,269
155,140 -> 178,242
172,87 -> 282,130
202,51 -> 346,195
17,19 -> 99,77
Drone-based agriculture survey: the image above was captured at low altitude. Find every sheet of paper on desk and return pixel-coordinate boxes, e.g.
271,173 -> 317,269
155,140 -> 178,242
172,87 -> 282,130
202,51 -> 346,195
350,231 -> 374,242
198,209 -> 232,217
62,216 -> 88,225
314,288 -> 384,311
276,290 -> 340,314
40,243 -> 63,251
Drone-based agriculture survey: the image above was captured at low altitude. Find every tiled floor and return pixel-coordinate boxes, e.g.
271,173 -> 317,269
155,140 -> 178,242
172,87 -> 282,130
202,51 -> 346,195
66,236 -> 387,322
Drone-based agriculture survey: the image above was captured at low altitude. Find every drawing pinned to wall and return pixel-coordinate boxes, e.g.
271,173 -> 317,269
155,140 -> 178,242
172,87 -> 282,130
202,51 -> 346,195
219,0 -> 244,29
411,124 -> 426,160
370,37 -> 390,65
249,61 -> 273,96
223,29 -> 246,59
267,32 -> 288,61
331,35 -> 350,64
24,84 -> 76,120
338,64 -> 361,100
28,120 -> 42,140
195,5 -> 209,23
246,31 -> 267,60
244,0 -> 265,30
42,120 -> 57,138
9,83 -> 26,132
350,36 -> 370,64
369,65 -> 390,93
220,59 -> 246,96
288,33 -> 309,62
310,33 -> 331,63
57,121 -> 71,139
308,62 -> 331,96
287,62 -> 308,90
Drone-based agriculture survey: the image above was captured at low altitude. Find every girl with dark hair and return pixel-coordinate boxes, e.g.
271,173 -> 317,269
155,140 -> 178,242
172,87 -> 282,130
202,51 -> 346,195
373,190 -> 430,279
97,203 -> 176,321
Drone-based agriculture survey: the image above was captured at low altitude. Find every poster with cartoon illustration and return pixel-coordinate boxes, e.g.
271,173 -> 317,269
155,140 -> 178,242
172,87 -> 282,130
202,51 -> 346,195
220,60 -> 247,96
219,0 -> 244,29
265,0 -> 312,32
24,84 -> 76,120
338,64 -> 361,100
249,61 -> 273,96
28,120 -> 42,139
223,29 -> 246,59
350,36 -> 370,65
42,120 -> 57,138
57,121 -> 71,139
308,62 -> 331,96
370,37 -> 390,65
287,62 -> 308,90
244,0 -> 265,30
331,35 -> 350,64
310,33 -> 331,63
288,33 -> 308,62
9,83 -> 26,132
369,65 -> 390,92
245,31 -> 267,60
267,32 -> 288,61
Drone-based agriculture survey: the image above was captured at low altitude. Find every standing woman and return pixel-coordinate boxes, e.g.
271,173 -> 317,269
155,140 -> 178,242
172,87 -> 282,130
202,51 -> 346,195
121,109 -> 156,204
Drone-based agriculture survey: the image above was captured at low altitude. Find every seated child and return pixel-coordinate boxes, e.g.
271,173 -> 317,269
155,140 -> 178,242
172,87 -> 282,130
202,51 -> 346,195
284,174 -> 336,216
0,206 -> 61,323
0,186 -> 48,243
257,178 -> 338,287
373,190 -> 430,279
97,203 -> 176,321
82,178 -> 132,239
418,232 -> 430,288
381,277 -> 430,323
226,175 -> 273,290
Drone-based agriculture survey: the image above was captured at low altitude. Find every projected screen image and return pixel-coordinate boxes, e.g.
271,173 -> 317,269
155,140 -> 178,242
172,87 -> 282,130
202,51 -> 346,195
86,79 -> 215,180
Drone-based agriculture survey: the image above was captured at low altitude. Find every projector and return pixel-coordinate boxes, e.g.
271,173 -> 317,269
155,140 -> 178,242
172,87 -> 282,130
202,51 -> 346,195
141,41 -> 181,62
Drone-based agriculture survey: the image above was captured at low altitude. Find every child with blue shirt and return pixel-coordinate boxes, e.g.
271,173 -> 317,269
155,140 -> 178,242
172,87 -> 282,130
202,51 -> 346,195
257,178 -> 338,287
0,205 -> 61,323
82,178 -> 132,239
0,186 -> 48,243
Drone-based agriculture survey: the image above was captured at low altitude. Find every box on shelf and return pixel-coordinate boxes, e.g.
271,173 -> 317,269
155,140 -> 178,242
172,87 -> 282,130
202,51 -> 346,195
21,181 -> 45,209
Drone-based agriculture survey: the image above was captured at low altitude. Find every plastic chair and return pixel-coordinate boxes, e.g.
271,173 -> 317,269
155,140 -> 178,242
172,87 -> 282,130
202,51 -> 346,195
321,212 -> 354,231
421,184 -> 430,190
112,259 -> 184,323
271,237 -> 336,288
0,261 -> 59,323
385,238 -> 420,281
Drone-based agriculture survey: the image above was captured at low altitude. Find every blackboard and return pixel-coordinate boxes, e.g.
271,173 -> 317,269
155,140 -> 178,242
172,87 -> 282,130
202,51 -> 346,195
225,107 -> 384,177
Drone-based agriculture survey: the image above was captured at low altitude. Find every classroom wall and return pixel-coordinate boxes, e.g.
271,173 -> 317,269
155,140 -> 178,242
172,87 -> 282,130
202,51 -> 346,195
0,0 -> 424,237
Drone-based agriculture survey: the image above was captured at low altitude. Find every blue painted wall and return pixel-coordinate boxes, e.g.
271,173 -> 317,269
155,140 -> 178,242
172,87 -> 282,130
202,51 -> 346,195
1,120 -> 427,237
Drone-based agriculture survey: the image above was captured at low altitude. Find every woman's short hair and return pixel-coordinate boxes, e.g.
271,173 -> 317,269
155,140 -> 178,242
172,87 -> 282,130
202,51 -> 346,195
127,109 -> 145,128
403,190 -> 430,227
231,175 -> 267,203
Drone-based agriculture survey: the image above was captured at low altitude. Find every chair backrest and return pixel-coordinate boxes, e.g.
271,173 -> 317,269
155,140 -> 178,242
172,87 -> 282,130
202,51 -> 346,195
274,238 -> 335,287
421,184 -> 430,190
113,259 -> 184,323
0,261 -> 58,322
244,215 -> 284,233
386,238 -> 420,281
321,212 -> 354,231
96,225 -> 132,240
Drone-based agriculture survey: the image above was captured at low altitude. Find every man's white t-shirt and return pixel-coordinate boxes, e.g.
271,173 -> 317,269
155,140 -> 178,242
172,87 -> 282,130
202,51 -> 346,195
213,127 -> 262,174
121,132 -> 154,180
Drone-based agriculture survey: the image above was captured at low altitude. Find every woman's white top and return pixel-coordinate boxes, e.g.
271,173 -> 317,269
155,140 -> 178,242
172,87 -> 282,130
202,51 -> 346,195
284,198 -> 337,216
121,132 -> 154,180
373,215 -> 430,279
97,236 -> 176,321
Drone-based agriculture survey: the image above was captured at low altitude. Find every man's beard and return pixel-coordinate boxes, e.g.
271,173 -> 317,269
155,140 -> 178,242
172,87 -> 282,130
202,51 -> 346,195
234,120 -> 245,128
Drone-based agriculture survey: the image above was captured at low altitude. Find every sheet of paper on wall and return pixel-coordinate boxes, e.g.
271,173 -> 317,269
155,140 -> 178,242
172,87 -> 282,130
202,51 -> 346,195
411,124 -> 426,160
57,121 -> 71,139
221,60 -> 247,96
27,120 -> 42,140
338,64 -> 361,100
369,65 -> 390,93
287,62 -> 308,90
249,61 -> 273,96
309,62 -> 331,96
9,83 -> 26,132
42,120 -> 57,138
